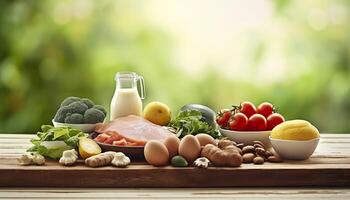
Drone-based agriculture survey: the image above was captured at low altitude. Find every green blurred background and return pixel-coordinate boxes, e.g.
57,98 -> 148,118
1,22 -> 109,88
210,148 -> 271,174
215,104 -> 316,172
0,0 -> 349,133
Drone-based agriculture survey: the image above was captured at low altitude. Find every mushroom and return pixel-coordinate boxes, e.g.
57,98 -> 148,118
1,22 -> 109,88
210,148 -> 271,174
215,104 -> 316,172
111,152 -> 130,167
32,154 -> 45,165
17,153 -> 33,166
59,149 -> 78,166
194,157 -> 210,168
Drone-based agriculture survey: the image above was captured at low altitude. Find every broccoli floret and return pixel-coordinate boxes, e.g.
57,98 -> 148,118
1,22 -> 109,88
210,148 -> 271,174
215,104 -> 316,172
67,101 -> 88,114
84,108 -> 106,124
60,97 -> 81,107
65,113 -> 84,124
80,98 -> 94,108
93,105 -> 107,116
54,106 -> 72,123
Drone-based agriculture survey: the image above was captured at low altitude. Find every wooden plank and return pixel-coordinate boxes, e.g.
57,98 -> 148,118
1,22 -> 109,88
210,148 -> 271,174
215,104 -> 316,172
0,188 -> 349,199
0,134 -> 349,188
0,160 -> 350,187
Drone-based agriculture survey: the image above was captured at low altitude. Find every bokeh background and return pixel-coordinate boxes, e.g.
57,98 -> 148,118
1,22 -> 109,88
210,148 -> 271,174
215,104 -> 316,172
0,0 -> 349,133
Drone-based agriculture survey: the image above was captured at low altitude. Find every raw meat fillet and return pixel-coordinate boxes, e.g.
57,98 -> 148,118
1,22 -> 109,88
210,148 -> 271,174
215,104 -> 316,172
94,115 -> 174,146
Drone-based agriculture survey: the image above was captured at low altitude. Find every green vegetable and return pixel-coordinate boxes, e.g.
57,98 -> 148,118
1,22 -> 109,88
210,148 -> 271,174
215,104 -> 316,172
61,96 -> 80,107
81,98 -> 94,108
54,106 -> 72,123
27,125 -> 87,159
68,101 -> 88,114
38,141 -> 72,159
54,97 -> 107,124
171,156 -> 188,167
64,113 -> 84,124
180,104 -> 216,127
169,110 -> 221,139
84,108 -> 105,124
93,105 -> 107,116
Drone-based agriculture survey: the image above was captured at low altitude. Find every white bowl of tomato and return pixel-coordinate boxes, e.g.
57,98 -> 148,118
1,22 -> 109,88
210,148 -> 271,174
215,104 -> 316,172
216,101 -> 285,149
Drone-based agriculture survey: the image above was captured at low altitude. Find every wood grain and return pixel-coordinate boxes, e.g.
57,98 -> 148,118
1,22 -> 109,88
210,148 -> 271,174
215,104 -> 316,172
0,188 -> 350,199
0,134 -> 350,188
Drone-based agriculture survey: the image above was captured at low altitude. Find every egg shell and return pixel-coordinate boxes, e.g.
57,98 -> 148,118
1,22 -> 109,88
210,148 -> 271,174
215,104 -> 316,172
144,140 -> 169,166
178,135 -> 201,163
164,135 -> 180,158
195,133 -> 216,146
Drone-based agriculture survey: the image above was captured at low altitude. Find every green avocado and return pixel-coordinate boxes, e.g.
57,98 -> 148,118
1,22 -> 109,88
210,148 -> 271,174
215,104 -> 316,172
171,156 -> 188,167
180,104 -> 216,127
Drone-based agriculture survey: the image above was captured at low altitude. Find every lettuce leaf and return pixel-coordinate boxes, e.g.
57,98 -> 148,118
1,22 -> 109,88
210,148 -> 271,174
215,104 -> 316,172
37,141 -> 73,159
27,125 -> 87,159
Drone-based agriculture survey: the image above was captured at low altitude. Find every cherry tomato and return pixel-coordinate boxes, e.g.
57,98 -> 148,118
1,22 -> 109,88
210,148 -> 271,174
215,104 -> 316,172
239,101 -> 257,118
257,102 -> 274,118
216,109 -> 231,127
229,113 -> 248,131
247,114 -> 267,131
267,113 -> 285,130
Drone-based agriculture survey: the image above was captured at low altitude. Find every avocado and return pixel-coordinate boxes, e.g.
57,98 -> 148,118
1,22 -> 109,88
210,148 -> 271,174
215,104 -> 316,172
180,104 -> 216,127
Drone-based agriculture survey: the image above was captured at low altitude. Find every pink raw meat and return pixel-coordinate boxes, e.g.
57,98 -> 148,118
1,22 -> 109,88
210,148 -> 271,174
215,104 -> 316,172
94,115 -> 174,146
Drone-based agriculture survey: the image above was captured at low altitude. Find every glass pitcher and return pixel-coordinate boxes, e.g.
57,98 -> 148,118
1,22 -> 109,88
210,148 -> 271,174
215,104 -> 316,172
110,72 -> 145,120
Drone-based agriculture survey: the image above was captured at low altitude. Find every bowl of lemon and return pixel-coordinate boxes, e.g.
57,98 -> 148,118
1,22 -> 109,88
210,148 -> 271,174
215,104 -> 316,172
269,120 -> 320,160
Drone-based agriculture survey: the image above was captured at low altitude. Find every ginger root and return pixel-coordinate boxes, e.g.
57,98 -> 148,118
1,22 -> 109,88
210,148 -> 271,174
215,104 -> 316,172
85,151 -> 116,167
201,144 -> 242,167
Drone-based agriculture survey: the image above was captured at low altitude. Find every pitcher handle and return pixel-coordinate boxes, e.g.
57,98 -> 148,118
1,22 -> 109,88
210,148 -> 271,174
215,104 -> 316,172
138,75 -> 146,99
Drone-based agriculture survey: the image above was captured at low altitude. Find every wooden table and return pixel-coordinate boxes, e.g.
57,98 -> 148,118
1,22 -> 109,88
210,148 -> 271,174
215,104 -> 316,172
0,133 -> 349,199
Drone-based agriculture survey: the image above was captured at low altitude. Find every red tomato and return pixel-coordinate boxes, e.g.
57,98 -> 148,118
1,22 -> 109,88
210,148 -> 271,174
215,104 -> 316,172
267,113 -> 285,130
229,113 -> 248,131
239,101 -> 257,118
257,102 -> 274,118
216,109 -> 231,127
247,114 -> 267,131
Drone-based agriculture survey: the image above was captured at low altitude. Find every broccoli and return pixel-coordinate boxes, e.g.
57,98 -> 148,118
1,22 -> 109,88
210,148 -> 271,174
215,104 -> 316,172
93,105 -> 107,116
54,106 -> 72,123
65,113 -> 84,124
84,108 -> 106,124
60,97 -> 81,107
80,98 -> 94,108
67,101 -> 88,114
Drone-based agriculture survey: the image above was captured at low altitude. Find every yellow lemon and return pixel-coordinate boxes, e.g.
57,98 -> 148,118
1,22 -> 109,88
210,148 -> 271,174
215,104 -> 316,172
271,120 -> 320,141
143,101 -> 171,126
78,137 -> 102,159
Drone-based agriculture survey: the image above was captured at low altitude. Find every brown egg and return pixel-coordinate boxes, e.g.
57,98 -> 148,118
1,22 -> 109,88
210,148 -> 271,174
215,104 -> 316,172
178,135 -> 201,163
144,140 -> 169,166
164,135 -> 180,158
195,133 -> 216,146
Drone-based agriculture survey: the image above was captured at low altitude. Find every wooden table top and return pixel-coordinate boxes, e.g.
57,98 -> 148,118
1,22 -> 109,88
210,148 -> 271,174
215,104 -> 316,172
0,133 -> 349,199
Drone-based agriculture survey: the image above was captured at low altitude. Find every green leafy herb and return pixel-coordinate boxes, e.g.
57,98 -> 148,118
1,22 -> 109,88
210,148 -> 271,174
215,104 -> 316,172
169,110 -> 221,139
27,125 -> 87,159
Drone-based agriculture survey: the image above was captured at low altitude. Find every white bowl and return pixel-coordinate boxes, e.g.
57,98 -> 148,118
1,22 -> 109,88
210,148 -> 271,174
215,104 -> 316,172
270,137 -> 320,160
52,120 -> 98,133
219,128 -> 271,148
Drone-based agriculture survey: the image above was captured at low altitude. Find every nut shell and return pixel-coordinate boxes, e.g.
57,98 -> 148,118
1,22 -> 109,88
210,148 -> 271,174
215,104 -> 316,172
253,156 -> 265,164
242,153 -> 255,163
242,145 -> 255,154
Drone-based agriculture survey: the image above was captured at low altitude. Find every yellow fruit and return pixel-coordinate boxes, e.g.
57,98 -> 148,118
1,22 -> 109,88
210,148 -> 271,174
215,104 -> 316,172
271,120 -> 320,141
78,137 -> 102,159
143,101 -> 171,126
